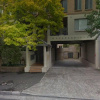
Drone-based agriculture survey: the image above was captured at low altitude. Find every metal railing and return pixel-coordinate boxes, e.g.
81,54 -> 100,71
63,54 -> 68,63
50,28 -> 68,36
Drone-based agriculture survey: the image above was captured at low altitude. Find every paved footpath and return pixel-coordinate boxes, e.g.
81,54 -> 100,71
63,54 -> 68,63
22,60 -> 100,100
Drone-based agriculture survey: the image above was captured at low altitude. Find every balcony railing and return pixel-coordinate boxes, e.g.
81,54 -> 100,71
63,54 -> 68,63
50,28 -> 68,36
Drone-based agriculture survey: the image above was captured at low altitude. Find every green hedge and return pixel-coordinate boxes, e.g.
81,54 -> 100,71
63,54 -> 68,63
0,45 -> 22,66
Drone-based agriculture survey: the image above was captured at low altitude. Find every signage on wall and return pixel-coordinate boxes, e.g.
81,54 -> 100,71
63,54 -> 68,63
50,35 -> 94,41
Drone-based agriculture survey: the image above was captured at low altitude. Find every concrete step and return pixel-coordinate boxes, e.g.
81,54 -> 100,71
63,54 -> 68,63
29,63 -> 43,72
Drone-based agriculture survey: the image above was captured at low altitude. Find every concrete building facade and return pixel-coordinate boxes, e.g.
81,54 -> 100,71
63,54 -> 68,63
25,0 -> 100,72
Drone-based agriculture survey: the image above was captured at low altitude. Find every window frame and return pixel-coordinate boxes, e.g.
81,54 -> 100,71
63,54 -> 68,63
75,0 -> 82,11
74,18 -> 88,32
61,0 -> 67,12
85,0 -> 93,10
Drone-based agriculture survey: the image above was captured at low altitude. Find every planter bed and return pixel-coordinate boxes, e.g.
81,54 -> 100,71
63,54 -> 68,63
0,66 -> 25,72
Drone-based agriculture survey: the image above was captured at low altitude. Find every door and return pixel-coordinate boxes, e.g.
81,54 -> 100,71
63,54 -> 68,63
36,46 -> 43,64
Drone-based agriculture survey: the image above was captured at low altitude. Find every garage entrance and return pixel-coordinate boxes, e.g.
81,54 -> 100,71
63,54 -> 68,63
51,40 -> 95,68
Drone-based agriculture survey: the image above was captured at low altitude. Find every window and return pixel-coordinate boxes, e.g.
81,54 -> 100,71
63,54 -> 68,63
75,0 -> 82,10
75,19 -> 88,31
85,0 -> 93,9
61,0 -> 67,12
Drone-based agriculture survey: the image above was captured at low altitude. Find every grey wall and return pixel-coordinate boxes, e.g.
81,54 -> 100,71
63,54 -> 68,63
68,14 -> 88,35
81,41 -> 95,64
51,48 -> 56,65
86,41 -> 95,64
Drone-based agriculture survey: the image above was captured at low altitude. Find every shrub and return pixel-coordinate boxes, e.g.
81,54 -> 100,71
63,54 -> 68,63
0,45 -> 22,66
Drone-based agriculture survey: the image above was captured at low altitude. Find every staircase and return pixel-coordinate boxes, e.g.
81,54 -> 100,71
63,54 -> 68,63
29,63 -> 43,72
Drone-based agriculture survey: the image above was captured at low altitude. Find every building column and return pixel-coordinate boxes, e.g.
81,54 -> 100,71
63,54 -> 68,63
25,47 -> 30,72
49,47 -> 52,67
44,46 -> 47,68
42,46 -> 49,72
95,39 -> 100,69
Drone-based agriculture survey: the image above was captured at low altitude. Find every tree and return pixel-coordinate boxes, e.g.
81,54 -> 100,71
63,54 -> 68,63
86,0 -> 100,37
0,0 -> 64,50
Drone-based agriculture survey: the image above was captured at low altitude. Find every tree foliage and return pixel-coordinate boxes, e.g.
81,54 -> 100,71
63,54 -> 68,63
86,0 -> 100,37
0,0 -> 64,50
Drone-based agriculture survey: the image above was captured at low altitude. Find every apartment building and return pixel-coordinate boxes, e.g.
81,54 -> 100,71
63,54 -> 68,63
0,0 -> 100,72
24,0 -> 100,72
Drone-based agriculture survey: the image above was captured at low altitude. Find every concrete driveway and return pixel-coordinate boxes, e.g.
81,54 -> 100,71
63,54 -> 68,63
23,60 -> 100,100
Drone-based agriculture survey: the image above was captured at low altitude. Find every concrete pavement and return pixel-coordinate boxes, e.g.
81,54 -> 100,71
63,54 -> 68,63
0,59 -> 100,100
23,60 -> 100,100
0,73 -> 44,91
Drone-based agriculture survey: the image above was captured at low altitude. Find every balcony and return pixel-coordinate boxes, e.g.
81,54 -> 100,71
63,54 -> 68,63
50,28 -> 68,36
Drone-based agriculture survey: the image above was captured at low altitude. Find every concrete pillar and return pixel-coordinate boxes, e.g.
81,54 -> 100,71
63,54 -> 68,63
25,47 -> 30,72
42,46 -> 48,72
49,47 -> 52,67
44,46 -> 47,68
95,39 -> 100,69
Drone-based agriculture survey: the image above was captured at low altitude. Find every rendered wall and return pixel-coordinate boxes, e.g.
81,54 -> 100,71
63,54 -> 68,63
56,47 -> 79,60
21,51 -> 36,66
68,14 -> 89,35
86,41 -> 95,64
95,36 -> 100,69
46,48 -> 51,68
29,51 -> 36,66
51,48 -> 56,65
80,41 -> 95,67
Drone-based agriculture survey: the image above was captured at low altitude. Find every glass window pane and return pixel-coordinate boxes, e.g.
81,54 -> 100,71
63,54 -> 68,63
85,0 -> 92,9
61,0 -> 67,12
79,0 -> 81,10
63,0 -> 67,12
90,0 -> 92,9
75,0 -> 81,10
75,19 -> 79,31
75,0 -> 78,10
79,19 -> 87,31
85,0 -> 88,9
75,19 -> 88,31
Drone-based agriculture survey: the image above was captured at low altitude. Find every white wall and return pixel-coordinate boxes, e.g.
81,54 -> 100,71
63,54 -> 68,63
95,36 -> 100,69
46,49 -> 51,68
29,51 -> 36,66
